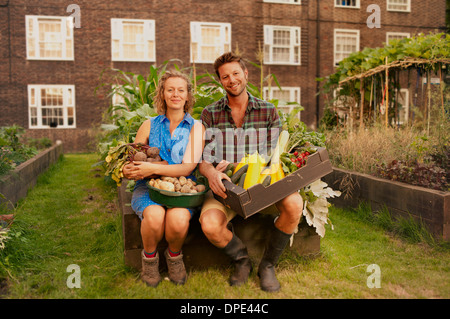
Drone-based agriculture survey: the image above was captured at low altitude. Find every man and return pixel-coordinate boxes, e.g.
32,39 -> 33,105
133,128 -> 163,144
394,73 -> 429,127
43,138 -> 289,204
199,52 -> 303,292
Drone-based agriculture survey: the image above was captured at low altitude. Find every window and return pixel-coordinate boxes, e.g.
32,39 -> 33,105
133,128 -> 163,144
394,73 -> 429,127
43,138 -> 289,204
264,25 -> 301,65
190,22 -> 231,64
335,0 -> 360,8
387,0 -> 411,12
263,0 -> 301,4
26,15 -> 74,60
28,85 -> 76,129
334,29 -> 359,65
386,32 -> 410,43
111,19 -> 156,62
264,86 -> 301,117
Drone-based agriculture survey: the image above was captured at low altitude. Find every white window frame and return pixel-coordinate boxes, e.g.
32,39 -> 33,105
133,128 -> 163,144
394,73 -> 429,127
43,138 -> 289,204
190,22 -> 231,64
28,85 -> 76,129
334,29 -> 360,66
264,86 -> 301,118
386,32 -> 410,44
387,0 -> 411,12
26,15 -> 74,61
111,18 -> 156,62
263,0 -> 301,4
334,0 -> 360,9
264,25 -> 301,65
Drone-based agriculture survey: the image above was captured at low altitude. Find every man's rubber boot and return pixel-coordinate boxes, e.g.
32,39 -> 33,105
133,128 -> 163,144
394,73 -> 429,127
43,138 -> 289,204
141,250 -> 161,287
222,225 -> 252,286
257,225 -> 292,292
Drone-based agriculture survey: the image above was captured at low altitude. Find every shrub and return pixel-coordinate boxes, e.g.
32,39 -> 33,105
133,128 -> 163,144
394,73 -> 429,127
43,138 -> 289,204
0,125 -> 38,176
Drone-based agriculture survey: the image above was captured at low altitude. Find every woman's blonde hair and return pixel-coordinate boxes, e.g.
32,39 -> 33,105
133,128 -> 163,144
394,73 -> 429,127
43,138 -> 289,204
153,70 -> 195,115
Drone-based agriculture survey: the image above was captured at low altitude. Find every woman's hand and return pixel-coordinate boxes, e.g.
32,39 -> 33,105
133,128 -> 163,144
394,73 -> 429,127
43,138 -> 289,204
122,161 -> 163,181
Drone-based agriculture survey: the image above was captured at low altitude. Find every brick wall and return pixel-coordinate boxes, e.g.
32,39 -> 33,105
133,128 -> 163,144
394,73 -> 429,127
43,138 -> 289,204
0,0 -> 446,152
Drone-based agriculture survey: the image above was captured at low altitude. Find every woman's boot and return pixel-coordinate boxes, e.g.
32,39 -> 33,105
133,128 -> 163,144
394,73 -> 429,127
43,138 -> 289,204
164,249 -> 187,285
141,250 -> 162,287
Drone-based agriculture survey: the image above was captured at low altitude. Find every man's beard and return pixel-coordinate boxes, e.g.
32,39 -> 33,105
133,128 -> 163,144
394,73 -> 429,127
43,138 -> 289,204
225,80 -> 247,97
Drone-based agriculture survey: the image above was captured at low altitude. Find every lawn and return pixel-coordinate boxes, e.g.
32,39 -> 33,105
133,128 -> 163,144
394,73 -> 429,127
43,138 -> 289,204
1,153 -> 449,300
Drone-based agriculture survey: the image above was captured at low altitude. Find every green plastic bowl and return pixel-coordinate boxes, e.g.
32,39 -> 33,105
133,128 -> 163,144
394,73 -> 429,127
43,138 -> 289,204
146,180 -> 209,208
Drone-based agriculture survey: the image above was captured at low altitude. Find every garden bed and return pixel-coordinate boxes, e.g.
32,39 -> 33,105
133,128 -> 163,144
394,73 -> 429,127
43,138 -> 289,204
0,141 -> 63,210
323,167 -> 449,240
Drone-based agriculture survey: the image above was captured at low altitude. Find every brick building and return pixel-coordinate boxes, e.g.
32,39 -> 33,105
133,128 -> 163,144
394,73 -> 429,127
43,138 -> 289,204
0,0 -> 446,152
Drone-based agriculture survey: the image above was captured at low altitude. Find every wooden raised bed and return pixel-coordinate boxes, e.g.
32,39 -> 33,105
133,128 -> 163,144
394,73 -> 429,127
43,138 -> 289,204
0,141 -> 64,210
322,167 -> 449,240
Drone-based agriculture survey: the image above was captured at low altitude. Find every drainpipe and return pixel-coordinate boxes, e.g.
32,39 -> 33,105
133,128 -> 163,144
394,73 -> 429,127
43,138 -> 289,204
315,0 -> 320,128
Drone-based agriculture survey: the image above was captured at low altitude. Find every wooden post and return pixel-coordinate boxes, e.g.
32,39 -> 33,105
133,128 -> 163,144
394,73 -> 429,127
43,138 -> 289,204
385,57 -> 389,128
427,70 -> 431,135
369,77 -> 374,123
440,64 -> 445,117
359,78 -> 364,128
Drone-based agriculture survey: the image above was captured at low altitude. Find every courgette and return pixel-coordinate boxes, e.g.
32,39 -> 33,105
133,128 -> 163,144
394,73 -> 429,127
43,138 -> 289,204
230,164 -> 248,184
261,175 -> 271,187
238,173 -> 247,188
233,156 -> 249,174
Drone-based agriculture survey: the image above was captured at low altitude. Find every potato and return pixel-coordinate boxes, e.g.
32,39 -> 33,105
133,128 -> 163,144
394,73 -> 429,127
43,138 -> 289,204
190,189 -> 198,193
149,179 -> 155,187
133,151 -> 147,162
147,157 -> 157,163
196,184 -> 206,193
179,176 -> 187,186
146,147 -> 160,158
161,176 -> 178,184
174,182 -> 181,192
180,184 -> 191,193
159,181 -> 175,192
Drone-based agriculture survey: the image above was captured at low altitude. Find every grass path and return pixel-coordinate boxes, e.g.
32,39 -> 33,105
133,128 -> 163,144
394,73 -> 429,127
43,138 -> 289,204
1,154 -> 449,299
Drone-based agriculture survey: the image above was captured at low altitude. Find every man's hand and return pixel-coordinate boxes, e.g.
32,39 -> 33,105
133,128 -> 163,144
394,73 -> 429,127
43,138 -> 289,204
200,161 -> 231,198
209,169 -> 231,199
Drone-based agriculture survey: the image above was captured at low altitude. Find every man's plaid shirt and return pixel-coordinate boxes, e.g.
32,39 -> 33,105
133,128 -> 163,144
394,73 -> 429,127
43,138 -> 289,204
201,92 -> 281,164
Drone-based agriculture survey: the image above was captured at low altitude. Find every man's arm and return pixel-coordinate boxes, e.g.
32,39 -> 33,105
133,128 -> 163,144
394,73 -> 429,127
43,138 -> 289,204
200,106 -> 231,198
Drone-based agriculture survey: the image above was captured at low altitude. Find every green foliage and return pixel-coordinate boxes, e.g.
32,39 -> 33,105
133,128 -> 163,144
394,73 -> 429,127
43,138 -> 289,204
0,125 -> 38,176
322,32 -> 450,91
280,108 -> 326,153
319,32 -> 450,128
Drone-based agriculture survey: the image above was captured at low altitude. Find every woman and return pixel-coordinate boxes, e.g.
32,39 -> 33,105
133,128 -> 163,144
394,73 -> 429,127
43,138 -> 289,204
123,71 -> 204,287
